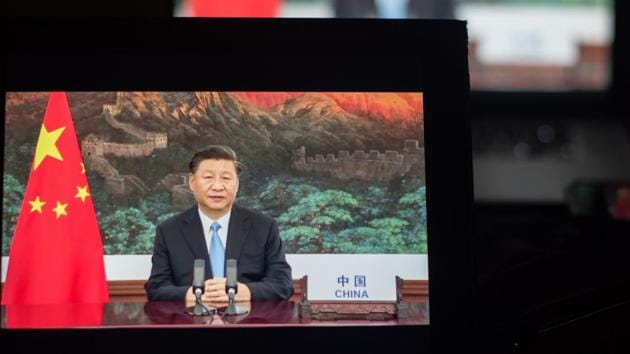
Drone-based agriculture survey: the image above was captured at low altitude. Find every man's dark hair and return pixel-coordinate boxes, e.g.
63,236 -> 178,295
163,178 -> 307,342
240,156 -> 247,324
188,145 -> 242,175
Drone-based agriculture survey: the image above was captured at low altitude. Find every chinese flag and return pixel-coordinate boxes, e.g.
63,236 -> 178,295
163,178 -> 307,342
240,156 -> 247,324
2,92 -> 109,308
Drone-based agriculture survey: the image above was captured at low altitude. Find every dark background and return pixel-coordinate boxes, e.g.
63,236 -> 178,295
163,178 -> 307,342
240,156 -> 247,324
471,2 -> 630,353
2,1 -> 630,353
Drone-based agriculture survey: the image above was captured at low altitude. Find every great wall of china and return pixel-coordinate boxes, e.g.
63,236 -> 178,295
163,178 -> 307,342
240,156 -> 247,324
81,93 -> 425,204
81,93 -> 168,196
292,139 -> 425,182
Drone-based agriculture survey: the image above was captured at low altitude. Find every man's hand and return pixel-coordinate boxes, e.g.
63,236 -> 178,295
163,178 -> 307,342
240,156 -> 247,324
185,278 -> 252,303
203,278 -> 252,302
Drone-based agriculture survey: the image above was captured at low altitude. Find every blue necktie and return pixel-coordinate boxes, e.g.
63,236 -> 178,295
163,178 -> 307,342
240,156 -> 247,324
210,222 -> 225,278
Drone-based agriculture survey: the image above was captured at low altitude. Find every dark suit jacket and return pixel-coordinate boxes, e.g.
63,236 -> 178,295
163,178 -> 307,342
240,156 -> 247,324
145,204 -> 294,301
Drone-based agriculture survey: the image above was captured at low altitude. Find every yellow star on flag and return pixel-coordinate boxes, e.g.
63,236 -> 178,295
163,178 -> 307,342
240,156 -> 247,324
52,201 -> 68,219
33,124 -> 65,170
29,196 -> 46,213
75,185 -> 91,202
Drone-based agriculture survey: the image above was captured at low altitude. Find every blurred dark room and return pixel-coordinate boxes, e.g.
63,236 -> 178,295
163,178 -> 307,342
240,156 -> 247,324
3,1 -> 630,353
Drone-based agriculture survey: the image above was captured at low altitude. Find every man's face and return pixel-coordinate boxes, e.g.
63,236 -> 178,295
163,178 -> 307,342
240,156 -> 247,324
188,159 -> 239,219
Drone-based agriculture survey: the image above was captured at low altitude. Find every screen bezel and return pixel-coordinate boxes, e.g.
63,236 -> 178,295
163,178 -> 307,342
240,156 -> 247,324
1,17 -> 473,353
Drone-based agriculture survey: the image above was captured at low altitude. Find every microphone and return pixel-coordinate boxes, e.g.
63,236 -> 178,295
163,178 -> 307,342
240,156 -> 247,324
225,259 -> 238,297
186,259 -> 214,316
193,259 -> 205,297
223,259 -> 248,316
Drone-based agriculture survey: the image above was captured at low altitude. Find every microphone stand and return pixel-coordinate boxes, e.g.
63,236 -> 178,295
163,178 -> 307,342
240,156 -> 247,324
223,288 -> 248,316
187,288 -> 215,316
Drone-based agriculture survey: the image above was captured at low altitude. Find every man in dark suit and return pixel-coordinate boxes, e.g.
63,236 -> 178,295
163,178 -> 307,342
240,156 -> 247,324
145,146 -> 294,302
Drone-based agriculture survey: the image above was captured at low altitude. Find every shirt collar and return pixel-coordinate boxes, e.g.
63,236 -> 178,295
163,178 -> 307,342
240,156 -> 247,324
198,208 -> 231,233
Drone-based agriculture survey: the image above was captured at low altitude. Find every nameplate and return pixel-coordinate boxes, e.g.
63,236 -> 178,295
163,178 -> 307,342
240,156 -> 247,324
306,267 -> 397,302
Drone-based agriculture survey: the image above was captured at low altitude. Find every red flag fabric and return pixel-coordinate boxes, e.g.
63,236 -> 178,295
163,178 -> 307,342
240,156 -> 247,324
4,303 -> 105,328
2,92 -> 109,305
190,0 -> 281,17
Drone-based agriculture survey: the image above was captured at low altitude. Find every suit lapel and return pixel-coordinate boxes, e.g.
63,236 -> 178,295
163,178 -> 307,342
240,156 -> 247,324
225,204 -> 250,261
180,206 -> 211,276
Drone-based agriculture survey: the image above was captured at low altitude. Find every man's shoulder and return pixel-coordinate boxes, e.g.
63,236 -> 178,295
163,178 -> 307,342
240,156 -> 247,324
157,205 -> 196,230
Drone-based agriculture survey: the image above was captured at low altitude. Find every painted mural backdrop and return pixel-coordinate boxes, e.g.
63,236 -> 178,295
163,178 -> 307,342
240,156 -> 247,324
3,92 -> 426,255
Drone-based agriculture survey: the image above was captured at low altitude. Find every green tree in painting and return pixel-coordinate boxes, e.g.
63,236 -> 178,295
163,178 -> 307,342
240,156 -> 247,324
367,217 -> 409,252
101,208 -> 155,254
258,176 -> 319,216
357,186 -> 390,222
138,192 -> 178,224
337,217 -> 409,253
2,174 -> 24,256
335,226 -> 380,253
396,185 -> 428,253
278,190 -> 358,253
337,185 -> 427,254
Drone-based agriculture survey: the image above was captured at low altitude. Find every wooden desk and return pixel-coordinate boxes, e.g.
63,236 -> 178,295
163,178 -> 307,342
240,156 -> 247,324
1,301 -> 430,354
1,300 -> 429,328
